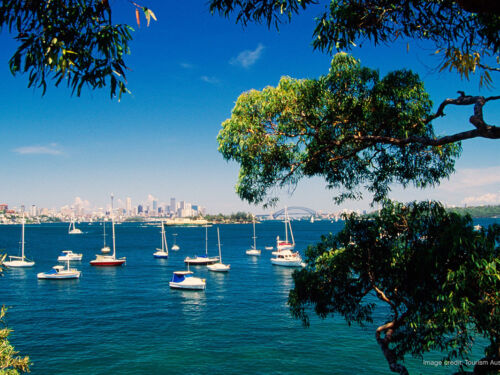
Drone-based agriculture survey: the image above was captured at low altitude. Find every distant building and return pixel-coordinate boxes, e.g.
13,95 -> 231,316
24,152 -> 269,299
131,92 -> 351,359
170,198 -> 176,215
0,204 -> 7,212
138,204 -> 143,214
126,197 -> 132,215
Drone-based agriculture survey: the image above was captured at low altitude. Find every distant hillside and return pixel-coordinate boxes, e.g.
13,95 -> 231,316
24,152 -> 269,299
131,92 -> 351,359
447,205 -> 500,218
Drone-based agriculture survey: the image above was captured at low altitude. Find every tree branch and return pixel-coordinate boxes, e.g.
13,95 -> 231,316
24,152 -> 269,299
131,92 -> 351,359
426,93 -> 500,134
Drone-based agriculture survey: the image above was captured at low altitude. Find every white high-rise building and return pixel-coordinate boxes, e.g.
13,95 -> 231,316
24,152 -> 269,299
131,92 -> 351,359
126,197 -> 132,215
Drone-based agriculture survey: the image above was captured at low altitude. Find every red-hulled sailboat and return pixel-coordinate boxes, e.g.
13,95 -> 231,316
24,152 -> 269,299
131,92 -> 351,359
90,215 -> 126,267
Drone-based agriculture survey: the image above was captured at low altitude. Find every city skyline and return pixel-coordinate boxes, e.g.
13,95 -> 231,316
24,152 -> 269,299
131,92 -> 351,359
0,3 -> 498,214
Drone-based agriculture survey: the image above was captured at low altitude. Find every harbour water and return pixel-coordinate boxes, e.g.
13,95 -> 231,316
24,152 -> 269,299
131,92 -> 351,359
1,219 -> 497,374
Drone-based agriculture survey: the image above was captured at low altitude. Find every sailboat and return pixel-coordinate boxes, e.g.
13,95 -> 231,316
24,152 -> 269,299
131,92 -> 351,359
207,227 -> 230,272
101,219 -> 110,253
274,207 -> 295,253
153,221 -> 169,258
171,233 -> 180,251
4,213 -> 35,268
246,216 -> 261,256
184,225 -> 219,265
90,215 -> 126,266
68,218 -> 82,234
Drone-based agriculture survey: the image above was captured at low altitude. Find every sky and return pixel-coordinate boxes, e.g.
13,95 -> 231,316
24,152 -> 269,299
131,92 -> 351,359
0,2 -> 498,214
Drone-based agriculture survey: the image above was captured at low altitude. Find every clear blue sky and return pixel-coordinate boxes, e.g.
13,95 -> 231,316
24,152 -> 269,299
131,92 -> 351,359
0,2 -> 498,214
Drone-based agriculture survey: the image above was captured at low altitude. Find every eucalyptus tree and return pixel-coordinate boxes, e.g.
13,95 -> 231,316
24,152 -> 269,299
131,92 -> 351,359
213,1 -> 499,374
289,201 -> 499,374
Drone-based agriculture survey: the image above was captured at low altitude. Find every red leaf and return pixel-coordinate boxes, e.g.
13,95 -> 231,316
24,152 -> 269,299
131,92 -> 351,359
135,8 -> 140,28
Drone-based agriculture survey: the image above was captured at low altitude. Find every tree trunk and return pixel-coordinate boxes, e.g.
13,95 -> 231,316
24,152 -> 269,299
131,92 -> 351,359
376,327 -> 409,375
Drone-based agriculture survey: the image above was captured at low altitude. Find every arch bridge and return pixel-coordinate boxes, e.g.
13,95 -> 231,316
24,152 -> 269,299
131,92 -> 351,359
269,206 -> 318,219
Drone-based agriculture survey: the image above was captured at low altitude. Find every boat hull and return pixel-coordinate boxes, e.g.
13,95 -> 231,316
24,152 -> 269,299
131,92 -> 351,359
246,249 -> 261,256
184,257 -> 219,265
37,272 -> 81,279
4,260 -> 35,268
169,281 -> 206,290
57,256 -> 83,261
270,258 -> 305,267
207,263 -> 230,272
153,251 -> 169,259
90,259 -> 126,266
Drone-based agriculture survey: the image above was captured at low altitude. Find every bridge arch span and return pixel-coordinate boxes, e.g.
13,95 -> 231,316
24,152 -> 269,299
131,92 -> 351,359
271,206 -> 318,219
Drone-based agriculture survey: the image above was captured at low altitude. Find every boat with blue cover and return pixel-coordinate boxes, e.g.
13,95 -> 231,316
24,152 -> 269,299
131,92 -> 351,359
169,270 -> 206,290
38,259 -> 81,280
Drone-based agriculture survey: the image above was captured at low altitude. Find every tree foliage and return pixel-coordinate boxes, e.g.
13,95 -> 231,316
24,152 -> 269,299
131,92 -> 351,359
218,53 -> 473,206
289,201 -> 499,374
0,0 -> 154,99
210,0 -> 500,85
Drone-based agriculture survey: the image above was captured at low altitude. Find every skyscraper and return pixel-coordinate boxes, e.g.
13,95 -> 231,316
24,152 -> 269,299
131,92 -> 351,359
170,198 -> 176,214
126,197 -> 132,215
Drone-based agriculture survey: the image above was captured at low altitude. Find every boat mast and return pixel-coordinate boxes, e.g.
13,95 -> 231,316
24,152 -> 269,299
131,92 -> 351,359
289,216 -> 295,246
21,212 -> 25,261
217,227 -> 222,263
103,219 -> 107,247
162,221 -> 168,254
205,225 -> 208,256
111,215 -> 116,259
252,216 -> 257,250
284,206 -> 289,243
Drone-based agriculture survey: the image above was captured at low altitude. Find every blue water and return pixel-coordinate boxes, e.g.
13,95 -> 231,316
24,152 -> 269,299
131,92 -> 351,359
1,219 -> 498,374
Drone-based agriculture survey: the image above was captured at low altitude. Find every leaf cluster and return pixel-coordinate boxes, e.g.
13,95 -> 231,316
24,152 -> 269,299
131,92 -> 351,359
0,0 -> 133,99
209,0 -> 500,84
209,0 -> 315,29
289,200 -> 500,367
217,53 -> 460,206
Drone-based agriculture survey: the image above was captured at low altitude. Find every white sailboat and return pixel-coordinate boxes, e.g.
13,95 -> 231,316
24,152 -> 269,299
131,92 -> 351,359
171,233 -> 180,251
101,219 -> 110,253
153,221 -> 169,258
208,227 -> 230,272
90,215 -> 126,266
274,206 -> 295,253
184,225 -> 219,265
68,218 -> 82,234
4,213 -> 35,268
246,216 -> 261,256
